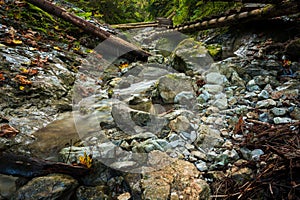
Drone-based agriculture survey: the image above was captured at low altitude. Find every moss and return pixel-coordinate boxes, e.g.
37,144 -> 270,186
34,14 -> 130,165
28,3 -> 56,22
207,44 -> 222,60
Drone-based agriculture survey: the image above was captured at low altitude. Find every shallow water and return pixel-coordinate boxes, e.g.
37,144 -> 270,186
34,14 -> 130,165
28,112 -> 80,161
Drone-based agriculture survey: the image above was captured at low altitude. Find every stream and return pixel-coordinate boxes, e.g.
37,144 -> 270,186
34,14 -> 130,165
0,12 -> 300,199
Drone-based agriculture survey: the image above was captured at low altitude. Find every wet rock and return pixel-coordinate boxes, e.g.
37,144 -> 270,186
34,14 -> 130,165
205,72 -> 228,85
174,91 -> 196,109
195,125 -> 224,151
285,38 -> 300,61
169,115 -> 191,133
223,149 -> 239,161
110,161 -> 138,171
117,192 -> 131,200
157,73 -> 194,104
290,107 -> 300,120
256,99 -> 276,108
271,89 -> 299,100
230,71 -> 246,87
195,160 -> 208,172
251,149 -> 264,161
142,157 -> 210,200
76,185 -> 109,200
123,173 -> 142,200
0,175 -> 17,199
112,101 -> 167,135
271,107 -> 288,116
273,117 -> 293,124
258,90 -> 269,99
231,167 -> 253,184
15,174 -> 78,200
213,95 -> 228,110
202,84 -> 223,94
240,147 -> 252,160
171,38 -> 214,74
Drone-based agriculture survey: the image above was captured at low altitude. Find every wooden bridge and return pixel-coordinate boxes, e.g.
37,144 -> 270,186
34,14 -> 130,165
25,0 -> 299,62
111,0 -> 300,34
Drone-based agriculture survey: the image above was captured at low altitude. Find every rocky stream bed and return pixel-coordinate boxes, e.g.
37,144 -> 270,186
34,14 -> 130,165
0,2 -> 300,200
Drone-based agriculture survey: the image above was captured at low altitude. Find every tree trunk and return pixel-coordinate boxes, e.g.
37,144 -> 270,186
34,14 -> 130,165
0,152 -> 90,178
25,0 -> 151,62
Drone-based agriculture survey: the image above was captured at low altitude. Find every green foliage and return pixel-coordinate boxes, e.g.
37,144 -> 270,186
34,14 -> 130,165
66,0 -> 240,25
67,0 -> 149,24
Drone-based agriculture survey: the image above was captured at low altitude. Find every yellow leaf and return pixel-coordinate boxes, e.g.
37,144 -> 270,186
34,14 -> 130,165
53,46 -> 61,51
73,47 -> 80,51
20,67 -> 29,73
119,63 -> 129,70
12,39 -> 22,45
19,86 -> 25,90
79,152 -> 93,168
54,25 -> 60,30
85,49 -> 94,53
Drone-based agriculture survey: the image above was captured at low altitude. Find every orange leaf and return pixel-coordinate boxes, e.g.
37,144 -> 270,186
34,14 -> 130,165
15,74 -> 32,85
234,116 -> 244,135
0,73 -> 5,81
0,124 -> 19,138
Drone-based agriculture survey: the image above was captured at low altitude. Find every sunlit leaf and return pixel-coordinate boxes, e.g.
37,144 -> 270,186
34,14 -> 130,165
12,39 -> 22,45
53,46 -> 61,51
119,62 -> 129,70
78,152 -> 93,168
85,49 -> 94,53
20,67 -> 38,75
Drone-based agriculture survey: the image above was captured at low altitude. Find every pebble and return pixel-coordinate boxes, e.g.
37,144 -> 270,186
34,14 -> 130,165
256,99 -> 276,108
251,149 -> 264,161
271,107 -> 287,116
258,90 -> 269,99
195,160 -> 208,171
273,117 -> 293,124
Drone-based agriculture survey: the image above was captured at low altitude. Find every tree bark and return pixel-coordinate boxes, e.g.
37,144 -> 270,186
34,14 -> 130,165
25,0 -> 151,62
0,152 -> 90,178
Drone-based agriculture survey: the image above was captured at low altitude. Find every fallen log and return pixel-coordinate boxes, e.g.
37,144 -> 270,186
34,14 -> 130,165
0,152 -> 90,178
160,1 -> 300,34
111,22 -> 158,30
25,0 -> 151,62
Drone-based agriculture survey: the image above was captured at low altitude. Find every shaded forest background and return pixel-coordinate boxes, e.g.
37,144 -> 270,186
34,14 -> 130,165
67,0 -> 240,25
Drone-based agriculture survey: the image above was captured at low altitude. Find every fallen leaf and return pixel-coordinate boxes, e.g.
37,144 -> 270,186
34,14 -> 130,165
0,124 -> 19,138
78,152 -> 93,168
0,73 -> 5,81
15,74 -> 32,85
234,116 -> 244,135
53,46 -> 61,51
20,67 -> 38,75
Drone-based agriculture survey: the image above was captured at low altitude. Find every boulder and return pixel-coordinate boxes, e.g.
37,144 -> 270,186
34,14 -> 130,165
171,38 -> 214,74
15,174 -> 78,200
157,73 -> 194,104
142,152 -> 210,200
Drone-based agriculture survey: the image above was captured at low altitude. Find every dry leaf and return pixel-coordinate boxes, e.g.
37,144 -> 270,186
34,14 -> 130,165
78,152 -> 93,168
0,124 -> 19,138
15,74 -> 32,85
234,116 -> 244,135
